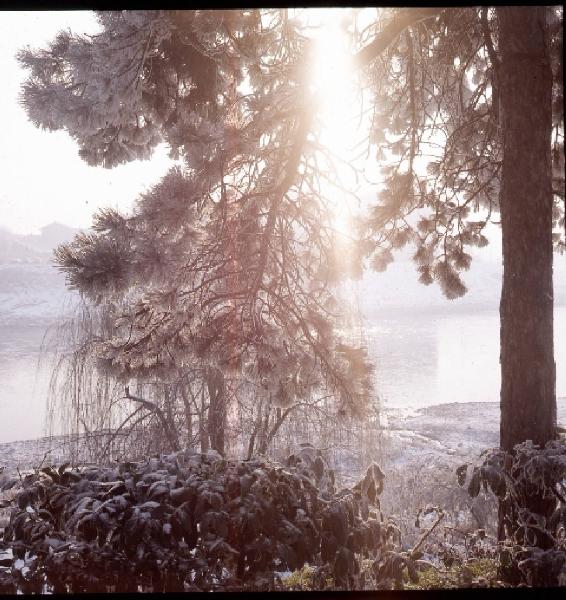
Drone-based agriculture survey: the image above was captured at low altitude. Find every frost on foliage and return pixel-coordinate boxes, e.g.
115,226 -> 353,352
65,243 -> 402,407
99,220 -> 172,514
30,9 -> 374,430
18,13 -> 171,167
458,438 -> 566,587
360,8 -> 566,300
2,453 -> 400,592
18,11 -> 250,169
55,162 -> 374,412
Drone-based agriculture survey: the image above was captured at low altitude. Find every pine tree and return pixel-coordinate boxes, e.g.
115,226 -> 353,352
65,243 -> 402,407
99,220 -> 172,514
356,7 -> 563,451
23,10 -> 374,455
19,8 -> 564,460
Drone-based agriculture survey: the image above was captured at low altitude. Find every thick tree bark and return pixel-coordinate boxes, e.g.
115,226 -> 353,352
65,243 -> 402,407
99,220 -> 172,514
498,6 -> 556,453
246,399 -> 264,460
496,9 -> 557,577
257,405 -> 272,456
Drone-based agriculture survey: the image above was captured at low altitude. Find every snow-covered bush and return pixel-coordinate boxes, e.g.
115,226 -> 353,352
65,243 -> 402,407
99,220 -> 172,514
381,455 -> 498,548
458,439 -> 566,586
1,449 -> 413,592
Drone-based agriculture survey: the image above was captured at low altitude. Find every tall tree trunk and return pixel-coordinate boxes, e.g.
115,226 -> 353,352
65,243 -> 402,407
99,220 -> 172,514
257,405 -> 272,456
246,399 -> 264,460
498,6 -> 556,453
206,367 -> 226,455
496,8 -> 557,576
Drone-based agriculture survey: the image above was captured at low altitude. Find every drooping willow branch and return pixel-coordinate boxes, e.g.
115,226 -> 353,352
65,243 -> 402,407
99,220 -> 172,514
124,385 -> 179,450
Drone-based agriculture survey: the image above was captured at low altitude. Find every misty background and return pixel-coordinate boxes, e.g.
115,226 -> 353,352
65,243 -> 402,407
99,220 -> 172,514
1,221 -> 565,443
0,12 -> 565,444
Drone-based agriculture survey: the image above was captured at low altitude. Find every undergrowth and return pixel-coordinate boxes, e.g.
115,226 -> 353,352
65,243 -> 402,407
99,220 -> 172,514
2,438 -> 565,590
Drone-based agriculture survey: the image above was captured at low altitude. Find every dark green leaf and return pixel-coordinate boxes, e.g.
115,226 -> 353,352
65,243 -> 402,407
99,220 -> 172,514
456,463 -> 468,486
467,467 -> 481,498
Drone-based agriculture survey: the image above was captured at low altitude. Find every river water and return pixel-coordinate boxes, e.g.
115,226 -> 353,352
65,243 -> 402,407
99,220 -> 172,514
0,324 -> 52,443
1,305 -> 565,444
367,305 -> 566,413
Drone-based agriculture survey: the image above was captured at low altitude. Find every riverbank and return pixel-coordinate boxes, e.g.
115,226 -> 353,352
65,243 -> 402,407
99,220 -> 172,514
380,397 -> 566,480
2,399 -> 565,477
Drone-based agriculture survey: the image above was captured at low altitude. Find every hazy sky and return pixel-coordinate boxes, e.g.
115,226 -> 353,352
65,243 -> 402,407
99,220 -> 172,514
0,11 -> 175,235
0,11 -> 559,273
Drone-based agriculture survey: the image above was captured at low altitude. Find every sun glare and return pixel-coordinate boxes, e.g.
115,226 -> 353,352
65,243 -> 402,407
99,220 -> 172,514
308,9 -> 363,238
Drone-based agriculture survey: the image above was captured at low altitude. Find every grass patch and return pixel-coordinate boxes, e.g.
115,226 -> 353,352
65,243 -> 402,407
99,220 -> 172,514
279,564 -> 335,590
405,558 -> 500,589
279,565 -> 317,590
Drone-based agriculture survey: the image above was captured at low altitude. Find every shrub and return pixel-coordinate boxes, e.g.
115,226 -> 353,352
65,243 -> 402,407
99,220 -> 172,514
1,448 -> 413,592
458,439 -> 566,587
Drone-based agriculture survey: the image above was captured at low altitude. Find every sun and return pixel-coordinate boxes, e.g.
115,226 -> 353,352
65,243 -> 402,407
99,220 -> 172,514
307,9 -> 362,238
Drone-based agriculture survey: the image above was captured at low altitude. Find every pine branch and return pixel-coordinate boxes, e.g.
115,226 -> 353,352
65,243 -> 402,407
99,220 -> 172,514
353,8 -> 442,70
252,7 -> 443,303
251,100 -> 314,302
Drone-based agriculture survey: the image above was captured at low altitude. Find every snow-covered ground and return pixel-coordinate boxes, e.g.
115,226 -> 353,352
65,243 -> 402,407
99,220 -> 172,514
0,263 -> 76,326
0,398 -> 564,545
0,435 -> 74,475
382,397 -> 566,472
2,398 -> 565,477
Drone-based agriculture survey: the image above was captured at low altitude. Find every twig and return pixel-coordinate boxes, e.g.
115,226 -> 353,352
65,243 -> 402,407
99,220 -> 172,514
35,448 -> 54,473
354,7 -> 441,69
410,509 -> 445,558
124,385 -> 179,450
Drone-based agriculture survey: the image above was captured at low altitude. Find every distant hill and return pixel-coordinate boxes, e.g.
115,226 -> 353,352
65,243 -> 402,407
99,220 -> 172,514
0,230 -> 44,263
0,223 -> 81,264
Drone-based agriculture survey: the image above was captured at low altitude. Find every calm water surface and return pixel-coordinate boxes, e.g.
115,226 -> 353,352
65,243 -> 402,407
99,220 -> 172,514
0,306 -> 565,443
0,324 -> 51,443
368,305 -> 566,412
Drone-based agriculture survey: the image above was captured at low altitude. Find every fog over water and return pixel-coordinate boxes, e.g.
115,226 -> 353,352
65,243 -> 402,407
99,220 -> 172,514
0,12 -> 564,445
368,306 -> 566,413
1,246 -> 564,444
